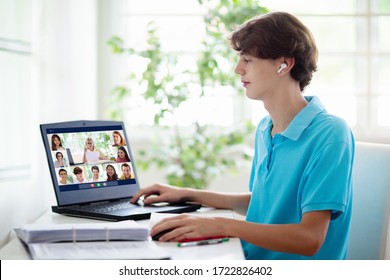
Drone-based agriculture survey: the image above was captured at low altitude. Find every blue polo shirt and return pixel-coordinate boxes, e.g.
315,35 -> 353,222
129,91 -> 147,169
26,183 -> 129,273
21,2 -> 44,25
242,96 -> 354,260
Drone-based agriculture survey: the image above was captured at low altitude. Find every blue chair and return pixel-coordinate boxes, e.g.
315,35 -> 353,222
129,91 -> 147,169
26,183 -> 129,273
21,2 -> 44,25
347,142 -> 390,259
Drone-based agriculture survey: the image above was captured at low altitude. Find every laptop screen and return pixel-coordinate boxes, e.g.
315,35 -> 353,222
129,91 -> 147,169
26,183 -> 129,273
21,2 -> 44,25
40,121 -> 141,206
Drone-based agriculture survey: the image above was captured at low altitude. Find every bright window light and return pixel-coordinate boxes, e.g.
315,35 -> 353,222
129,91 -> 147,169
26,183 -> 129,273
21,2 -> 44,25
112,0 -> 390,140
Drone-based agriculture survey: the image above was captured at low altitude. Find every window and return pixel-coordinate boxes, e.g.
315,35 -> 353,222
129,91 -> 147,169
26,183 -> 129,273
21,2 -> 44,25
0,0 -> 32,178
112,0 -> 390,143
111,0 -> 241,128
262,0 -> 390,141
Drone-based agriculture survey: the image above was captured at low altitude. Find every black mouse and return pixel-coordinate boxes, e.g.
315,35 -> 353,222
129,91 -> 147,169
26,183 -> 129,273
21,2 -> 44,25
151,229 -> 172,241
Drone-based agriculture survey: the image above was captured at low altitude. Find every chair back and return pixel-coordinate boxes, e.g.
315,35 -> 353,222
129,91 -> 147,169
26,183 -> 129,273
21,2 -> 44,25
347,142 -> 390,259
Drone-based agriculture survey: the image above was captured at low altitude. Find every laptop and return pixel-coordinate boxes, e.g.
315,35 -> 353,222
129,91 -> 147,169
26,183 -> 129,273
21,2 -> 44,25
40,120 -> 201,221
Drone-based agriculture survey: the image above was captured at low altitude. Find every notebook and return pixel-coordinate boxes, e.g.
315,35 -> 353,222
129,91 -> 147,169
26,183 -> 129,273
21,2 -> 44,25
40,120 -> 201,221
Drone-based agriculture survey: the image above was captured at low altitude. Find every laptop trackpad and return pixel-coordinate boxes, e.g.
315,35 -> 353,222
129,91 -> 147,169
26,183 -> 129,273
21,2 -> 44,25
114,203 -> 185,216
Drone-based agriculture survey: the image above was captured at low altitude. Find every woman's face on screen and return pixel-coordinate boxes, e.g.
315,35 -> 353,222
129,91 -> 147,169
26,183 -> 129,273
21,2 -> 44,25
118,149 -> 126,159
107,166 -> 114,176
113,134 -> 121,144
54,137 -> 61,147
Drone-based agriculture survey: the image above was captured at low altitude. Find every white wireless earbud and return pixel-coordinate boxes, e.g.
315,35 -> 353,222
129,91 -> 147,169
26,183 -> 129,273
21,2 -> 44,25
277,63 -> 287,74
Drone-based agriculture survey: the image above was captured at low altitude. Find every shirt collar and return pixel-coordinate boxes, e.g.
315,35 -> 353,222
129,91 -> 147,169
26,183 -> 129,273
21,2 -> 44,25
259,96 -> 326,141
282,96 -> 326,141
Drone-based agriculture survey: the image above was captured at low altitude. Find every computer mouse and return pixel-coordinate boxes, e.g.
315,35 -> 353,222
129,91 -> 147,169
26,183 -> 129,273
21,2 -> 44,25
151,229 -> 172,241
136,196 -> 144,206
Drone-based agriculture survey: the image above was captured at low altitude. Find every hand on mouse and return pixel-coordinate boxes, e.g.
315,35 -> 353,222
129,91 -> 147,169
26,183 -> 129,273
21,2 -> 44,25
150,214 -> 228,242
151,229 -> 172,241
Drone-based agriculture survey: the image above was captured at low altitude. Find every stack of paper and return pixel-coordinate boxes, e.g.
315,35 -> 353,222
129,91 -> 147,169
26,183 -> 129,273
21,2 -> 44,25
28,241 -> 171,260
18,221 -> 149,243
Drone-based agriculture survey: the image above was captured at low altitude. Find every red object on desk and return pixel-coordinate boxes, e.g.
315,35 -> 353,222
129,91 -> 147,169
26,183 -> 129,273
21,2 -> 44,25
178,235 -> 228,243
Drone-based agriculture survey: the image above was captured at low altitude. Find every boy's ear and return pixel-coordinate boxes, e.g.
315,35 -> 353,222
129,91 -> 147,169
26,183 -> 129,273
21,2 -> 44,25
277,57 -> 295,74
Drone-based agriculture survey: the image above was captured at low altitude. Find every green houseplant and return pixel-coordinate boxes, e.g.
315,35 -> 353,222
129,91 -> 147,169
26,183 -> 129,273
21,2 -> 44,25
107,0 -> 268,189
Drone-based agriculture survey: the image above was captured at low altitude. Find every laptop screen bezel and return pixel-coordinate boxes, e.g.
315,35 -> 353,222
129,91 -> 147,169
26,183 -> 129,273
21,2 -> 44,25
40,120 -> 141,206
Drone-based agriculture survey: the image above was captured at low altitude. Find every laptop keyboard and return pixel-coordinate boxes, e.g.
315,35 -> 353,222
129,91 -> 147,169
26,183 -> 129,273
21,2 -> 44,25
71,200 -> 136,213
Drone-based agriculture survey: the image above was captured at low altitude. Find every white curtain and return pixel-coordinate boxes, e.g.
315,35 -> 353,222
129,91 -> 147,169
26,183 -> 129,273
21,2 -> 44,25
31,0 -> 98,208
0,0 -> 98,249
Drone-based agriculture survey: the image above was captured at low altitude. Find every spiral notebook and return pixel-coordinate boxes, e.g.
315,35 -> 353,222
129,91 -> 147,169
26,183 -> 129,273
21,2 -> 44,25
27,241 -> 171,260
17,221 -> 149,243
15,222 -> 171,259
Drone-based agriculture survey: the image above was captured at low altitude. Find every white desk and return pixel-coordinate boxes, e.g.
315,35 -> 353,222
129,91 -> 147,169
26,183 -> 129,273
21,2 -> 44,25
0,208 -> 245,260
